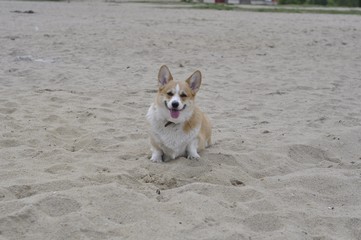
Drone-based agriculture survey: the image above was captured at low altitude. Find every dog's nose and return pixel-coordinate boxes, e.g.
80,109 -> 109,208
171,101 -> 179,108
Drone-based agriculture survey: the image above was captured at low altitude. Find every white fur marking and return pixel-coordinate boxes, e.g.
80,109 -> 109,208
169,84 -> 182,110
147,104 -> 201,160
150,149 -> 163,162
187,138 -> 200,159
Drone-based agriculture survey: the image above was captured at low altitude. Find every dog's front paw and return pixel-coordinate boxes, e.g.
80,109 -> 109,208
150,156 -> 163,163
187,153 -> 200,160
150,151 -> 163,163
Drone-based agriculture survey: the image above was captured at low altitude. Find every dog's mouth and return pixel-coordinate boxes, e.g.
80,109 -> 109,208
170,109 -> 180,119
165,101 -> 186,119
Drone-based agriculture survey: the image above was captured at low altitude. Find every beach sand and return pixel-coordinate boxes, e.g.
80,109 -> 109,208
1,1 -> 361,239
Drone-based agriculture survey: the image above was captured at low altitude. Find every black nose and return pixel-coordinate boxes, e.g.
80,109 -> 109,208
172,101 -> 179,108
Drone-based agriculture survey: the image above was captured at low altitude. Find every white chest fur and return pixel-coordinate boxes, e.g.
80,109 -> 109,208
147,105 -> 200,159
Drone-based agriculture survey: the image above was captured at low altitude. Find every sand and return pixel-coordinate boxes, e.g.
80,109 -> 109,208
1,0 -> 361,239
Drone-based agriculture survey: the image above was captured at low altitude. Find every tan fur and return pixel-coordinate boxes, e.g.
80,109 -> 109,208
183,106 -> 212,150
157,81 -> 195,102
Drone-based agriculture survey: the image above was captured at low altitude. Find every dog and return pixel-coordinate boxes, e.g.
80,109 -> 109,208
146,65 -> 212,162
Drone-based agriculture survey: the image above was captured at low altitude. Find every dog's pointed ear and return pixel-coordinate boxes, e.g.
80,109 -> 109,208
186,70 -> 202,94
158,65 -> 173,87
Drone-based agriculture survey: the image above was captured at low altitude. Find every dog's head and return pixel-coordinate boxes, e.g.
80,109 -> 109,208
155,65 -> 202,123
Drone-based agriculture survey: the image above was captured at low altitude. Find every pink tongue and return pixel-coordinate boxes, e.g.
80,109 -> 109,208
170,109 -> 180,119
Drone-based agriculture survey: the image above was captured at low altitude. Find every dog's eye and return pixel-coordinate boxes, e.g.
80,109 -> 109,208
167,92 -> 174,97
180,93 -> 187,98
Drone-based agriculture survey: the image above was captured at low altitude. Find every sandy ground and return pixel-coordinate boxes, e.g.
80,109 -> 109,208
1,1 -> 361,239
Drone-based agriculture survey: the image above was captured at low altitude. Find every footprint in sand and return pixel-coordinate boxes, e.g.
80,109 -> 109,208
0,107 -> 17,114
207,153 -> 241,167
45,164 -> 74,174
0,101 -> 18,114
6,185 -> 36,199
36,195 -> 81,217
0,139 -> 21,148
288,144 -> 340,164
118,154 -> 133,161
42,114 -> 64,123
244,213 -> 283,232
0,208 -> 38,239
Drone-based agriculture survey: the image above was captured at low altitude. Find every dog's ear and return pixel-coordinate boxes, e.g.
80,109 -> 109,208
186,70 -> 202,94
158,65 -> 173,87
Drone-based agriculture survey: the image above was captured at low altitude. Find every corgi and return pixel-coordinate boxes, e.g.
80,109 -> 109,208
146,65 -> 212,162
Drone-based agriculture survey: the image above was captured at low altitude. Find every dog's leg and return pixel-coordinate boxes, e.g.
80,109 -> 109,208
150,137 -> 163,162
186,138 -> 200,159
206,136 -> 212,148
150,148 -> 163,162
